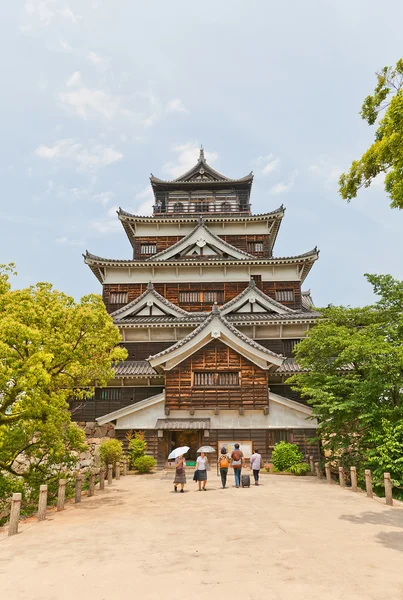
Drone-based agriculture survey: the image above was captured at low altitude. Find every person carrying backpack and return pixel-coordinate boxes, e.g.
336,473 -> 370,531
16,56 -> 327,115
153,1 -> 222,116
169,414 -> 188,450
219,447 -> 230,488
231,443 -> 245,488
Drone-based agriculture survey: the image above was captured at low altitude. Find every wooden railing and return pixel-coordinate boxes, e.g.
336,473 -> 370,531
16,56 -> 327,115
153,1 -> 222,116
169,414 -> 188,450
310,456 -> 395,506
6,459 -> 129,536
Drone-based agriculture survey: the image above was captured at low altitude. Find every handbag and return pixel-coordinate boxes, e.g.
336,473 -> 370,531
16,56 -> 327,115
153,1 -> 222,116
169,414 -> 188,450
193,469 -> 200,481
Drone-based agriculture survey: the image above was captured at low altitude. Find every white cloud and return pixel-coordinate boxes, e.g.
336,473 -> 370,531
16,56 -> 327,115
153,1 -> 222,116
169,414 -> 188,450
87,51 -> 108,67
59,38 -> 72,52
56,236 -> 83,246
270,181 -> 294,195
59,72 -> 129,121
65,71 -> 81,87
163,142 -> 218,179
23,1 -> 79,27
134,185 -> 154,215
253,154 -> 281,176
90,205 -> 121,234
34,139 -> 123,171
309,158 -> 342,188
166,98 -> 188,114
269,170 -> 298,195
59,6 -> 78,22
141,112 -> 159,128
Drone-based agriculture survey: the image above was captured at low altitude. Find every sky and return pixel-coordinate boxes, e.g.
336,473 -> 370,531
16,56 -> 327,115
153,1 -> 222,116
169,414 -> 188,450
1,0 -> 403,307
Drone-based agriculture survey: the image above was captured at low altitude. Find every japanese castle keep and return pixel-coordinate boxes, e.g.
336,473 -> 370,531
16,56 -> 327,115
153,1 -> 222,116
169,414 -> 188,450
79,149 -> 320,465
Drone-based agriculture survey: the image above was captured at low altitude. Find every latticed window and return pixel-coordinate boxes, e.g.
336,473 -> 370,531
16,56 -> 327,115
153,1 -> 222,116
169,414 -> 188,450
173,202 -> 184,213
221,201 -> 231,212
195,202 -> 209,212
275,290 -> 294,301
268,429 -> 289,446
247,241 -> 264,253
179,291 -> 224,303
100,388 -> 122,401
140,244 -> 157,254
283,339 -> 300,356
110,292 -> 128,304
193,372 -> 240,387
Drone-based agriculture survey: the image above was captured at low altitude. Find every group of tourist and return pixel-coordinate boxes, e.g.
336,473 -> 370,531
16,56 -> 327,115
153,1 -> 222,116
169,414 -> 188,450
173,444 -> 263,492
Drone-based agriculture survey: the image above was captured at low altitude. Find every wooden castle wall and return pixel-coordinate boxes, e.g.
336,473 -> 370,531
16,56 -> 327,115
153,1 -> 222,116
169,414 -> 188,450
165,339 -> 269,411
134,234 -> 271,258
103,280 -> 302,312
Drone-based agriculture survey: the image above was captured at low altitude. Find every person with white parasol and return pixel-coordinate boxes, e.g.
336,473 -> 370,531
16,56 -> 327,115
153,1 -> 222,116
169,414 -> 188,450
168,446 -> 189,493
195,446 -> 215,491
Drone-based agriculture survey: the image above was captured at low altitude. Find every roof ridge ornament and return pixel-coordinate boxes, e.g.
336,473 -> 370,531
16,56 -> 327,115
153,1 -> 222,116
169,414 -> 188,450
198,215 -> 204,225
248,278 -> 257,288
147,281 -> 154,291
199,145 -> 206,164
212,302 -> 220,315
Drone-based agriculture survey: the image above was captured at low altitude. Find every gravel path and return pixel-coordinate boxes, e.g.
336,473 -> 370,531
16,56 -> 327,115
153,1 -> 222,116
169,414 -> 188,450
1,471 -> 403,600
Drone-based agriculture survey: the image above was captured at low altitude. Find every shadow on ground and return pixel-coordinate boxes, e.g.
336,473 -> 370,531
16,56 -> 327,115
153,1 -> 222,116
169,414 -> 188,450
340,510 -> 403,552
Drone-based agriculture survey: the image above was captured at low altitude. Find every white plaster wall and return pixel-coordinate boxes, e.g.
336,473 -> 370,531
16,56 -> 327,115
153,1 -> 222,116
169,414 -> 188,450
103,263 -> 302,284
134,222 -> 271,236
115,403 -> 316,430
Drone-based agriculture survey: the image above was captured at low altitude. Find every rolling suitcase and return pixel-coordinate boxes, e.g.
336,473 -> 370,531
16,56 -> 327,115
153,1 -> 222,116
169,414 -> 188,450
241,474 -> 250,488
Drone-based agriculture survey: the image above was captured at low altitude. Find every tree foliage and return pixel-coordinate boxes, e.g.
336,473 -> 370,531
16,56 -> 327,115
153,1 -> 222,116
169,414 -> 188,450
127,431 -> 147,467
0,265 -> 127,493
289,274 -> 403,487
271,442 -> 304,472
339,59 -> 403,208
98,439 -> 123,467
133,455 -> 156,473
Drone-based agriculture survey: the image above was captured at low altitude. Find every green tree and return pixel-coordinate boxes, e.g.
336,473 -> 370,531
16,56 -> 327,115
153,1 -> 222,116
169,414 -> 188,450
98,439 -> 123,468
289,274 -> 403,486
339,59 -> 403,208
0,265 -> 127,491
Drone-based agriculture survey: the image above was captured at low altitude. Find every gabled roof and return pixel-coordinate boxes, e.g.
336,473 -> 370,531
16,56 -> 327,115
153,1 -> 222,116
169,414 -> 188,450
110,282 -> 192,320
83,247 -> 319,282
150,147 -> 253,187
220,279 -> 294,316
96,391 -> 165,425
148,304 -> 284,372
146,220 -> 255,262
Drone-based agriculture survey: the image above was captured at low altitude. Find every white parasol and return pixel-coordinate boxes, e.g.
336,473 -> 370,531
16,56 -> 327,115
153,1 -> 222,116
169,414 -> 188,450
197,445 -> 216,453
168,446 -> 190,460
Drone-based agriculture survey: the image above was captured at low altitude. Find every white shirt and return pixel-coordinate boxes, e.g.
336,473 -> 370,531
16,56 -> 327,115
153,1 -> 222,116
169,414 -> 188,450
196,456 -> 208,470
250,453 -> 262,470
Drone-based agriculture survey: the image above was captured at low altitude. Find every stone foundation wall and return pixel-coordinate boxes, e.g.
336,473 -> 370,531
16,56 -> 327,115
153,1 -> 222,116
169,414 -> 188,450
76,421 -> 116,470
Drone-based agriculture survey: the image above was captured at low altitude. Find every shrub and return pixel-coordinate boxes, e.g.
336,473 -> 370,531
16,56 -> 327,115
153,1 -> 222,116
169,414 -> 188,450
271,442 -> 304,472
133,455 -> 156,473
127,432 -> 147,467
288,462 -> 311,476
98,439 -> 123,467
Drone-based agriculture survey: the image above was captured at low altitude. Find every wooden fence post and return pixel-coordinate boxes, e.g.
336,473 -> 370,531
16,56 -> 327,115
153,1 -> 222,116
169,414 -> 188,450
384,472 -> 393,506
8,493 -> 22,536
99,467 -> 105,490
116,462 -> 121,480
365,469 -> 373,498
88,471 -> 95,497
75,474 -> 83,503
309,455 -> 315,474
339,467 -> 345,487
107,464 -> 113,485
37,484 -> 48,521
325,463 -> 331,484
350,466 -> 358,492
314,462 -> 322,479
57,479 -> 66,511
122,459 -> 127,476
